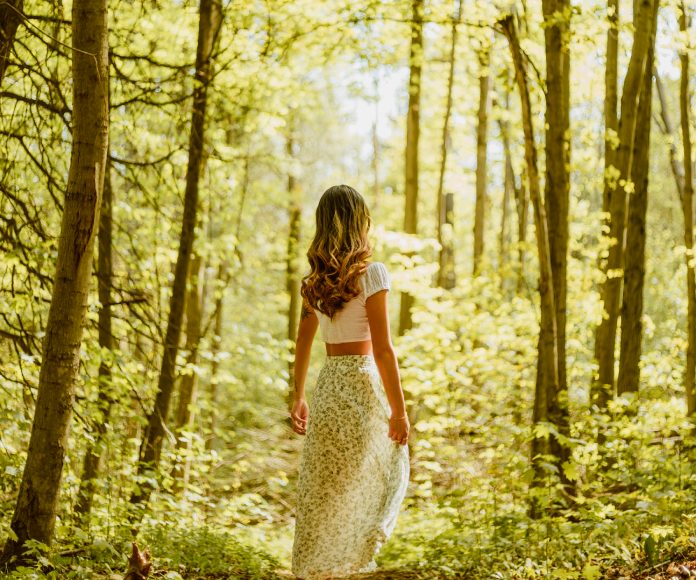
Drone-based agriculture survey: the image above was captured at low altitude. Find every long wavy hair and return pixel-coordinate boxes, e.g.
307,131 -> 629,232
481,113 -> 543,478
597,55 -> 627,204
301,185 -> 372,319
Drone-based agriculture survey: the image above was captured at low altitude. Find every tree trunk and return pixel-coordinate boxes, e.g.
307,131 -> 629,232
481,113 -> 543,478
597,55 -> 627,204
515,167 -> 529,295
171,254 -> 205,488
473,47 -> 490,277
541,0 -> 572,489
372,72 -> 381,212
130,0 -> 222,512
500,13 -> 560,510
498,91 -> 514,284
75,152 -> 115,519
206,261 -> 227,451
1,0 -> 108,563
617,6 -> 658,395
398,0 -> 424,335
0,0 -> 23,88
679,1 -> 696,416
591,0 -> 657,408
436,0 -> 460,290
286,132 -> 302,411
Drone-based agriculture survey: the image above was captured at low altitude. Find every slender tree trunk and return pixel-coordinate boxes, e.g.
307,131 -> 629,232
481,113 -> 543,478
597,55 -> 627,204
75,153 -> 115,519
591,0 -> 657,408
593,0 -> 619,408
499,67 -> 528,295
1,0 -> 108,563
436,0 -> 461,290
473,47 -> 490,277
398,0 -> 424,335
130,0 -> 222,512
679,1 -> 696,416
500,13 -> 560,511
286,132 -> 302,411
206,261 -> 227,451
171,254 -> 205,488
0,0 -> 23,88
515,167 -> 529,295
372,72 -> 381,212
541,0 -> 572,488
617,7 -> 658,395
603,0 -> 620,210
498,93 -> 514,282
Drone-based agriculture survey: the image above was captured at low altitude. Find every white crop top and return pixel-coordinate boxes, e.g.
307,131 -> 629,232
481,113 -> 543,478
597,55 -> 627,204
313,262 -> 391,344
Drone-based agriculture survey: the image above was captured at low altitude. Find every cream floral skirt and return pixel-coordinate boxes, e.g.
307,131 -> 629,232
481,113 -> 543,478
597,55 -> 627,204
291,354 -> 410,580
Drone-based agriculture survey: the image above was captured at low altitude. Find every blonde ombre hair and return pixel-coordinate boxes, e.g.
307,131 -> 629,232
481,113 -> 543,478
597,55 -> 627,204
301,185 -> 372,319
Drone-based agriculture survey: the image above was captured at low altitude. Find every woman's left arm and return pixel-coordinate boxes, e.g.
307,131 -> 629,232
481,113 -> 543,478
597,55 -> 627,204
290,299 -> 318,435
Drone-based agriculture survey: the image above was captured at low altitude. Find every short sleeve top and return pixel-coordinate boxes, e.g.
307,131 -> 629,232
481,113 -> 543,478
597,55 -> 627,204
313,262 -> 391,344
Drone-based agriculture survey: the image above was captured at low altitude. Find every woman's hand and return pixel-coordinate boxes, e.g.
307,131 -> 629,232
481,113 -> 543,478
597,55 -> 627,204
291,397 -> 309,435
388,413 -> 410,446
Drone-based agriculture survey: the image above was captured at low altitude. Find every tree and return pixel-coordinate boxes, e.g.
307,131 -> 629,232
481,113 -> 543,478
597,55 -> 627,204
499,11 -> 560,509
436,0 -> 461,290
1,0 -> 109,563
170,253 -> 205,488
75,154 -> 115,518
540,0 -> 572,490
399,0 -> 424,335
0,0 -> 24,88
617,4 -> 658,395
130,0 -> 223,512
473,44 -> 490,277
286,130 -> 302,410
591,0 -> 658,408
678,0 -> 695,416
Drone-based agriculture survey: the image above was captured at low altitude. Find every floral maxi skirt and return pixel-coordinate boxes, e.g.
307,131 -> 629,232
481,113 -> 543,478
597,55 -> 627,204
291,354 -> 410,579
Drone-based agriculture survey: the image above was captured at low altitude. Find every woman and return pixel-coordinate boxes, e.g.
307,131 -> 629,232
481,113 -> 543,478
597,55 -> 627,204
289,184 -> 410,579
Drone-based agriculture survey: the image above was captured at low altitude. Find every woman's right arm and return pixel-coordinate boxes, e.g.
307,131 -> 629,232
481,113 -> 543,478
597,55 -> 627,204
365,289 -> 410,446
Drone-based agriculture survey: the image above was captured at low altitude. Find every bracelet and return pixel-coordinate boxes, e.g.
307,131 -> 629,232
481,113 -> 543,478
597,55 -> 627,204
390,413 -> 408,421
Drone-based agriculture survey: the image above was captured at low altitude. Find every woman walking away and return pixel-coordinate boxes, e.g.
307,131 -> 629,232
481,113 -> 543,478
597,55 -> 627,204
290,184 -> 410,579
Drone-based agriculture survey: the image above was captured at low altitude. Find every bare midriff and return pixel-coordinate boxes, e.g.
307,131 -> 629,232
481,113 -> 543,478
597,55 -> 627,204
325,339 -> 373,356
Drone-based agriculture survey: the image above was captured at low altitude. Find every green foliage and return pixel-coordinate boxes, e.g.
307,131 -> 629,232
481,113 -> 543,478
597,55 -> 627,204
143,524 -> 281,579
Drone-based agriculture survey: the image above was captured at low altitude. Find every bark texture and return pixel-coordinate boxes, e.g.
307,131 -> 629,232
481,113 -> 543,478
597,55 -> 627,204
617,6 -> 658,395
679,1 -> 696,416
591,0 -> 657,407
398,0 -> 424,335
1,0 -> 109,563
473,47 -> 490,277
540,0 -> 572,488
75,154 -> 115,518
